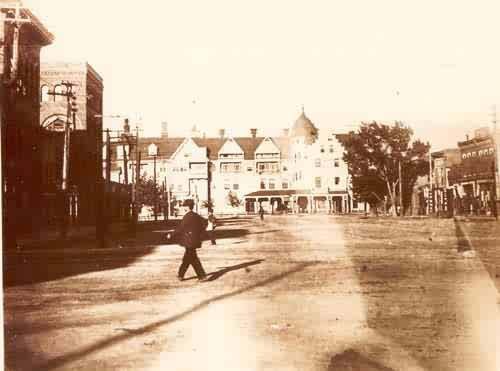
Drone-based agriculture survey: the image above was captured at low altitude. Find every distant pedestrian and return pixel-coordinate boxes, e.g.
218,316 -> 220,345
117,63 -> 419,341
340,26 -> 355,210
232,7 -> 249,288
175,200 -> 208,282
207,209 -> 217,245
259,205 -> 265,221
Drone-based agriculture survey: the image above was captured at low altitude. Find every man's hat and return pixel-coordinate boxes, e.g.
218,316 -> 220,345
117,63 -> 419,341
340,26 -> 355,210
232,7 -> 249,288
183,199 -> 194,208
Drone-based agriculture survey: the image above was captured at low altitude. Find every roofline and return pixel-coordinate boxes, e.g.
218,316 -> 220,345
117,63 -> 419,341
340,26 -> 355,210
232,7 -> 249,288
22,7 -> 54,45
40,61 -> 103,84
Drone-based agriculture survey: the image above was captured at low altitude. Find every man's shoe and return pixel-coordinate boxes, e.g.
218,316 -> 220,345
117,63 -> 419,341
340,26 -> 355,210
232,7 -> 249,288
177,276 -> 184,282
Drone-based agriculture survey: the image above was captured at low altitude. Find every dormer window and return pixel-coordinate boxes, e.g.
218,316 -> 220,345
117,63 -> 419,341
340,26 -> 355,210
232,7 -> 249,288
148,143 -> 158,156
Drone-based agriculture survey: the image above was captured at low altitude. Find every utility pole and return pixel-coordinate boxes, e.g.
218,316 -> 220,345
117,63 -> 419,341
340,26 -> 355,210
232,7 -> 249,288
48,81 -> 78,239
165,175 -> 169,221
428,144 -> 433,216
491,105 -> 499,220
399,159 -> 403,217
2,3 -> 30,86
153,154 -> 157,221
131,126 -> 140,235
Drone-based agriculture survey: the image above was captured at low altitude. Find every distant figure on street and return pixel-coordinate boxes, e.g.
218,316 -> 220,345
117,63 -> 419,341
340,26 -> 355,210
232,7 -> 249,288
207,209 -> 217,245
175,200 -> 208,282
259,205 -> 265,221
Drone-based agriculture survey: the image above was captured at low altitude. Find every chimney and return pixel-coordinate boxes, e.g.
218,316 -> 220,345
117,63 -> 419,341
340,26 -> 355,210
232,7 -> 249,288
283,128 -> 289,137
123,118 -> 130,134
250,128 -> 257,138
219,129 -> 225,139
161,121 -> 168,138
466,134 -> 469,141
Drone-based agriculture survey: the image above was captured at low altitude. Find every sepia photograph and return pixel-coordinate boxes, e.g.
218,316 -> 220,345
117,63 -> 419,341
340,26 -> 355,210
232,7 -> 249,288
1,0 -> 499,370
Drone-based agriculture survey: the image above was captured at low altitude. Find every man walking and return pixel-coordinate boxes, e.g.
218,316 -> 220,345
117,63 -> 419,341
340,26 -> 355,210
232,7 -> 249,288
259,205 -> 265,221
175,200 -> 208,282
207,209 -> 217,245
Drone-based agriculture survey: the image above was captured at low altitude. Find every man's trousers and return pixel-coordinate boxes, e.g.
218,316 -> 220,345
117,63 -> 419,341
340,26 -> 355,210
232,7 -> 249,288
178,248 -> 206,279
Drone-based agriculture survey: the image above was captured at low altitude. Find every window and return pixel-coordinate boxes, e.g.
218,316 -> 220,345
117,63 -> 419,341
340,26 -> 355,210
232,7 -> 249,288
247,166 -> 253,172
260,180 -> 266,189
53,85 -> 65,102
177,184 -> 183,191
224,184 -> 230,190
269,179 -> 275,189
353,200 -> 359,209
40,85 -> 50,102
320,146 -> 325,153
335,177 -> 340,185
282,182 -> 288,189
233,184 -> 239,190
257,162 -> 279,173
220,162 -> 242,173
315,177 -> 321,188
329,145 -> 334,153
315,159 -> 321,167
283,166 -> 288,171
334,159 -> 339,167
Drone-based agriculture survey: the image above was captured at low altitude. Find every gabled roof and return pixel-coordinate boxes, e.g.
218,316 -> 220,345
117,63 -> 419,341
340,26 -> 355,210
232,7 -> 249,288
255,137 -> 281,155
218,137 -> 244,156
271,137 -> 290,158
131,134 -> 294,161
233,137 -> 264,160
191,138 -> 225,160
138,137 -> 184,159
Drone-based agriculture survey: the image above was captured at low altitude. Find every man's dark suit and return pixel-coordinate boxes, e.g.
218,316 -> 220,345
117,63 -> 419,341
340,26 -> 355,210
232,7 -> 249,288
175,210 -> 208,280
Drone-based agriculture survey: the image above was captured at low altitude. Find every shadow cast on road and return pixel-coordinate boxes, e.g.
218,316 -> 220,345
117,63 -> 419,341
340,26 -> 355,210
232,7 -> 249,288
36,262 -> 317,371
454,218 -> 472,253
3,247 -> 157,288
182,259 -> 264,282
328,349 -> 394,371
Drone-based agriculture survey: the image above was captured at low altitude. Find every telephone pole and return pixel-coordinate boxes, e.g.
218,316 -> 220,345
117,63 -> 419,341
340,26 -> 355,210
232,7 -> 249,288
48,81 -> 78,239
131,126 -> 140,235
491,105 -> 500,219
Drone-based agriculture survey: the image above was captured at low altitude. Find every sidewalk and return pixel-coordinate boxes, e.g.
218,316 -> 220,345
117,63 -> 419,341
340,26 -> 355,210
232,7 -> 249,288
14,220 -> 179,251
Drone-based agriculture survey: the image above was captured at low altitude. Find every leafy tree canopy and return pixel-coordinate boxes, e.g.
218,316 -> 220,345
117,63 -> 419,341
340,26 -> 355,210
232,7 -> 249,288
342,121 -> 429,215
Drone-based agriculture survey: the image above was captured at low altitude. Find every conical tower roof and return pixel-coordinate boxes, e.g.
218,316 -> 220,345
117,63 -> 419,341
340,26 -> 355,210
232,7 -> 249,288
290,108 -> 318,143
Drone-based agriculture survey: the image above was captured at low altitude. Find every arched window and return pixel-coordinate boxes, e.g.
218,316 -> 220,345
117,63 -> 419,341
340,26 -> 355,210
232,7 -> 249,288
53,85 -> 66,102
40,85 -> 50,102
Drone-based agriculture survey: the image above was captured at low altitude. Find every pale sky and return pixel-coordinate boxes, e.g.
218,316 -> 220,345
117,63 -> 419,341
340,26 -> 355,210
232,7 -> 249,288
26,0 -> 500,149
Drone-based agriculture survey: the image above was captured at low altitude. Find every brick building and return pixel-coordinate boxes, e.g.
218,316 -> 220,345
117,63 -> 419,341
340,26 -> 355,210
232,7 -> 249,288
39,61 -> 104,225
1,1 -> 53,246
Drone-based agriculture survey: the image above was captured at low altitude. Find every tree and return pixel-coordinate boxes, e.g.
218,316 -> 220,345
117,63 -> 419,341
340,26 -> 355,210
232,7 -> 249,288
342,121 -> 429,216
227,191 -> 242,209
202,199 -> 214,211
135,174 -> 160,208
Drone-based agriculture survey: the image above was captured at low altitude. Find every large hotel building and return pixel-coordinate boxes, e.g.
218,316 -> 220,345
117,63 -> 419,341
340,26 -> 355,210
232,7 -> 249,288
107,110 -> 366,215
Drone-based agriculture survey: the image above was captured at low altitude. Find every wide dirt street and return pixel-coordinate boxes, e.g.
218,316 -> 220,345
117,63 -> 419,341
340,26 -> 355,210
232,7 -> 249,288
4,215 -> 500,371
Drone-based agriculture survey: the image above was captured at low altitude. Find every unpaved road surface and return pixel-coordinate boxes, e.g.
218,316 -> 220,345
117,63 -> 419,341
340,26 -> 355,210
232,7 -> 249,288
4,215 -> 499,370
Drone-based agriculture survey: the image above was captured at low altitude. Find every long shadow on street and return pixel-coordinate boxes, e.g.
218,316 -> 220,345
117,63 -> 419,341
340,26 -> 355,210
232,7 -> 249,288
338,217 -> 463,371
35,262 -> 317,371
182,259 -> 264,282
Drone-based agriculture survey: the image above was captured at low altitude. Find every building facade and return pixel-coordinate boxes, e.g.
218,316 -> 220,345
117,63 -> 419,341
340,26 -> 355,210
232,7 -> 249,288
1,2 -> 53,246
447,127 -> 496,215
107,111 -> 366,216
39,61 -> 104,225
412,127 -> 497,217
